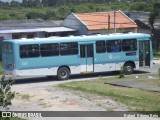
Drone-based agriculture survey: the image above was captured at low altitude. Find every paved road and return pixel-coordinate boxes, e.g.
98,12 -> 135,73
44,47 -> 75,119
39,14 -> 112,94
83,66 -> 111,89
13,63 -> 160,83
105,78 -> 160,92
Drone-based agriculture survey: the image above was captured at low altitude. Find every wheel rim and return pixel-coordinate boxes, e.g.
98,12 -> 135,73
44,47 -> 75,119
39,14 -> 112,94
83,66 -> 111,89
126,66 -> 132,72
61,70 -> 68,79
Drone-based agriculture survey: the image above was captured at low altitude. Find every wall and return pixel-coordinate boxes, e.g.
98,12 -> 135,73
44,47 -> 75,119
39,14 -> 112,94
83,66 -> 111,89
61,13 -> 88,35
0,33 -> 12,40
36,32 -> 45,38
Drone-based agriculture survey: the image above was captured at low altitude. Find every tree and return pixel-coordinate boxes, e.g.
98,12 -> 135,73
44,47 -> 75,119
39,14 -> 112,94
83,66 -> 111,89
130,2 -> 152,12
10,1 -> 20,7
149,1 -> 160,30
35,0 -> 41,7
149,1 -> 160,52
42,0 -> 49,7
26,11 -> 45,19
48,0 -> 57,6
28,0 -> 37,7
22,0 -> 28,7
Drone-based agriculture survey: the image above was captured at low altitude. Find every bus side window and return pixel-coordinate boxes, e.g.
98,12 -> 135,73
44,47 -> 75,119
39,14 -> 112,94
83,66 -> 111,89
20,44 -> 40,58
107,40 -> 121,52
122,39 -> 137,52
96,40 -> 106,53
20,45 -> 28,58
29,44 -> 39,57
40,43 -> 59,57
60,42 -> 78,55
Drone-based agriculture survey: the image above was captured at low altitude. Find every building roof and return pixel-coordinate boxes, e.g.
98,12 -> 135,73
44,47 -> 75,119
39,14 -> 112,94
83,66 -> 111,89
0,19 -> 58,30
74,10 -> 138,31
0,27 -> 75,34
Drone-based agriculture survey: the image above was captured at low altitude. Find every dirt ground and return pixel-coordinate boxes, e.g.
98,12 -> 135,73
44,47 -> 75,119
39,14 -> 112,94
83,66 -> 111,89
10,81 -> 128,112
8,77 -> 160,120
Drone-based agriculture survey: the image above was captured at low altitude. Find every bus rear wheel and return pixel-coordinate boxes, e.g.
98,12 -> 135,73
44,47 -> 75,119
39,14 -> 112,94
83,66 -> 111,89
57,67 -> 70,80
124,63 -> 134,75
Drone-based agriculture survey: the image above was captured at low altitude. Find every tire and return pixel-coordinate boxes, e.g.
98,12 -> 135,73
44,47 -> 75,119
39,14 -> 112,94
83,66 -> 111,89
124,63 -> 134,75
57,67 -> 70,80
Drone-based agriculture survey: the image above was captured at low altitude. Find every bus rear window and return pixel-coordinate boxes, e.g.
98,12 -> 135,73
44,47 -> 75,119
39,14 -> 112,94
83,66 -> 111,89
3,43 -> 12,53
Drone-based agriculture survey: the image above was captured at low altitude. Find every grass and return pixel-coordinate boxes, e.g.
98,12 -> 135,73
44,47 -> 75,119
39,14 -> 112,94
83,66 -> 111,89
153,52 -> 160,58
59,74 -> 160,111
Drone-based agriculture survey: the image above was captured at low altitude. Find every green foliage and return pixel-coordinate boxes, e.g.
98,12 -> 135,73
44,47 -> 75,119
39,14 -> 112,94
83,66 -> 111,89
0,61 -> 3,75
26,11 -> 45,19
0,75 -> 15,110
0,0 -> 145,20
130,2 -> 153,12
119,66 -> 125,78
0,1 -> 156,20
43,10 -> 57,20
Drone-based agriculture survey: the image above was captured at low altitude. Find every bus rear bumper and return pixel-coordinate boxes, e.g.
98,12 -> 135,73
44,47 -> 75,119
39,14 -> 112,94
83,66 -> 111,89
3,69 -> 18,77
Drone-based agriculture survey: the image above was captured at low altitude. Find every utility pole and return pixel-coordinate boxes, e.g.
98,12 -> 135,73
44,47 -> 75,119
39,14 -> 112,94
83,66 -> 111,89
114,11 -> 116,33
108,14 -> 110,33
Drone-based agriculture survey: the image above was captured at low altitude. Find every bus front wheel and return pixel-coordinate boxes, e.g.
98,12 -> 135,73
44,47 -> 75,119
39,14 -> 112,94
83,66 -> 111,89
124,63 -> 134,75
57,67 -> 70,80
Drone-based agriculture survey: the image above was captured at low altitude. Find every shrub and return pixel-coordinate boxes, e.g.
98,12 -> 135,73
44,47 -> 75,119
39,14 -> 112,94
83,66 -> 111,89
0,75 -> 15,110
119,66 -> 125,78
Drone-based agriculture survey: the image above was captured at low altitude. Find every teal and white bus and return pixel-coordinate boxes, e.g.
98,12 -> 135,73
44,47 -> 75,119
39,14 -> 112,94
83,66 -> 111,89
2,33 -> 153,80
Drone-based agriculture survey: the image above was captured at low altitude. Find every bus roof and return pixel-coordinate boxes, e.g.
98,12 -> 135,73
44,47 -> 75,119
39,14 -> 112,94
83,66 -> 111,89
3,33 -> 151,44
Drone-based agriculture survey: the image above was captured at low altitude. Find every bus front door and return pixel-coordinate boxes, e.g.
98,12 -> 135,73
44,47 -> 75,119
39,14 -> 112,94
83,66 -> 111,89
80,44 -> 94,73
139,41 -> 150,67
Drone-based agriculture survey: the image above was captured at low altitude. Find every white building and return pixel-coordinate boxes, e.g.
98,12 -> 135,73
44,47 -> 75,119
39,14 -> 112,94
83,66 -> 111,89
61,10 -> 138,35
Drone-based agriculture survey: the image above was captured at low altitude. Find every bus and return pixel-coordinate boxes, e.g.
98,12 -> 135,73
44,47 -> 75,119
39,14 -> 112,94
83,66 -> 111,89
2,33 -> 153,80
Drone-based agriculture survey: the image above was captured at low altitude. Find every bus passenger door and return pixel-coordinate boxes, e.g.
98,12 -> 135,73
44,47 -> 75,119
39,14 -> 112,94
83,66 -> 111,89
139,41 -> 150,67
80,44 -> 94,73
